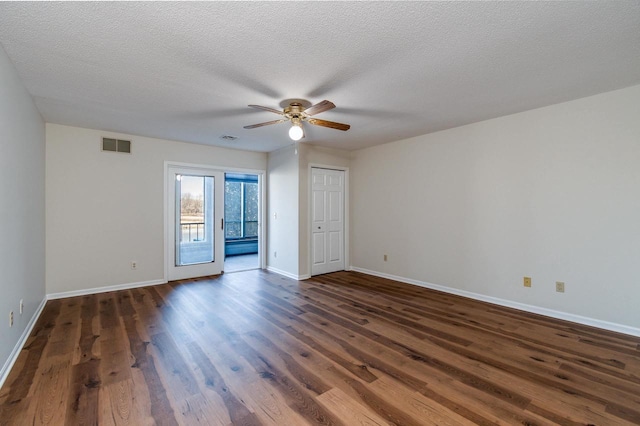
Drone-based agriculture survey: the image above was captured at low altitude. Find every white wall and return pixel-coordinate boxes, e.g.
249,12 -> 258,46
46,124 -> 266,294
266,145 -> 300,277
351,85 -> 640,331
0,45 -> 45,379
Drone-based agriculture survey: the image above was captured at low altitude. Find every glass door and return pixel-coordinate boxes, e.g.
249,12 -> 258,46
167,165 -> 224,281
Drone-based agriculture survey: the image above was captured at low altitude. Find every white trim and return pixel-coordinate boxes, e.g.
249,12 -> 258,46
308,164 -> 350,277
47,279 -> 166,300
0,296 -> 47,389
351,267 -> 640,338
267,266 -> 309,281
258,173 -> 266,271
164,161 -> 265,176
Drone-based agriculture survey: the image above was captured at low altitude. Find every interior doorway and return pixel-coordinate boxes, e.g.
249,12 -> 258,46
224,173 -> 260,272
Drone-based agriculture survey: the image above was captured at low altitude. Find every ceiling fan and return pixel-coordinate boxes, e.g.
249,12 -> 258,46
243,100 -> 350,141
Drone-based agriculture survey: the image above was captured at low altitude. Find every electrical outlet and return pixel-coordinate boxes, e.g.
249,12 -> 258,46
19,299 -> 23,315
9,311 -> 13,327
556,281 -> 565,293
524,277 -> 532,287
131,261 -> 137,270
384,254 -> 388,262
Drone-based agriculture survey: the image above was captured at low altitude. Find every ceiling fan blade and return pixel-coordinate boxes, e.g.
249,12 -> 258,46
243,119 -> 286,129
303,100 -> 335,116
248,104 -> 285,115
307,118 -> 350,131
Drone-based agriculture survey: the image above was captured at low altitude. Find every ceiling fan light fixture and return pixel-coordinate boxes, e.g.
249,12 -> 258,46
289,123 -> 304,141
244,99 -> 349,139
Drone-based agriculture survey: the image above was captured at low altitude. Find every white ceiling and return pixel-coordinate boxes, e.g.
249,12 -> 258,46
1,2 -> 639,153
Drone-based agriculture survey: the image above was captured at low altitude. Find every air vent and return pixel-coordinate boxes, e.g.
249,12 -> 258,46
102,137 -> 131,153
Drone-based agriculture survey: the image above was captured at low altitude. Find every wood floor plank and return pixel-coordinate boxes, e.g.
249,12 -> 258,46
316,387 -> 389,426
367,375 -> 478,426
186,341 -> 261,425
197,338 -> 309,426
176,393 -> 231,426
1,269 -> 639,425
121,308 -> 178,425
150,332 -> 200,402
98,326 -> 132,387
99,378 -> 147,426
25,360 -> 70,425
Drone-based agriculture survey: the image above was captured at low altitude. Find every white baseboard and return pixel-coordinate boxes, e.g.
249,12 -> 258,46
266,266 -> 309,281
0,296 -> 47,389
350,267 -> 640,338
47,279 -> 167,300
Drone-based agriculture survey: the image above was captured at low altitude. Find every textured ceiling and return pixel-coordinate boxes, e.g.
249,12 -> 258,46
0,2 -> 639,152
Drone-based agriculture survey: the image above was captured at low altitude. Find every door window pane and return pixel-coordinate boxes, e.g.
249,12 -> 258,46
176,175 -> 214,265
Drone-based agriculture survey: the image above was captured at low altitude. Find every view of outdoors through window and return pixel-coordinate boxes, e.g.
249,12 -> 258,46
225,180 -> 259,240
180,175 -> 205,243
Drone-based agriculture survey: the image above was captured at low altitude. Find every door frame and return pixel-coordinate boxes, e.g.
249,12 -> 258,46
164,161 -> 266,282
308,164 -> 350,277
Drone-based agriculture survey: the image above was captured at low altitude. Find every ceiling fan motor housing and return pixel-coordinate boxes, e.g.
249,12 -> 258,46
284,102 -> 305,120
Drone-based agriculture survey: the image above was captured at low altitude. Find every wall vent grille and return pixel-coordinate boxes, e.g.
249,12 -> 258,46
102,138 -> 131,154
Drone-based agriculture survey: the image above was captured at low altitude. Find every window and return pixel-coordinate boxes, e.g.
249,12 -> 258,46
224,174 -> 258,240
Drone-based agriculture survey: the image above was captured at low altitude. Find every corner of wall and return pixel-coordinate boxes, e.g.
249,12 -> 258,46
266,144 -> 300,277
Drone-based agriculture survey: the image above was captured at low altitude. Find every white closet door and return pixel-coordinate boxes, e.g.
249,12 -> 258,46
311,168 -> 345,276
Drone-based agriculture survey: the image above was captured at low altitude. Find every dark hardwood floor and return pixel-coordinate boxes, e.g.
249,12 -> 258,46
1,270 -> 639,425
